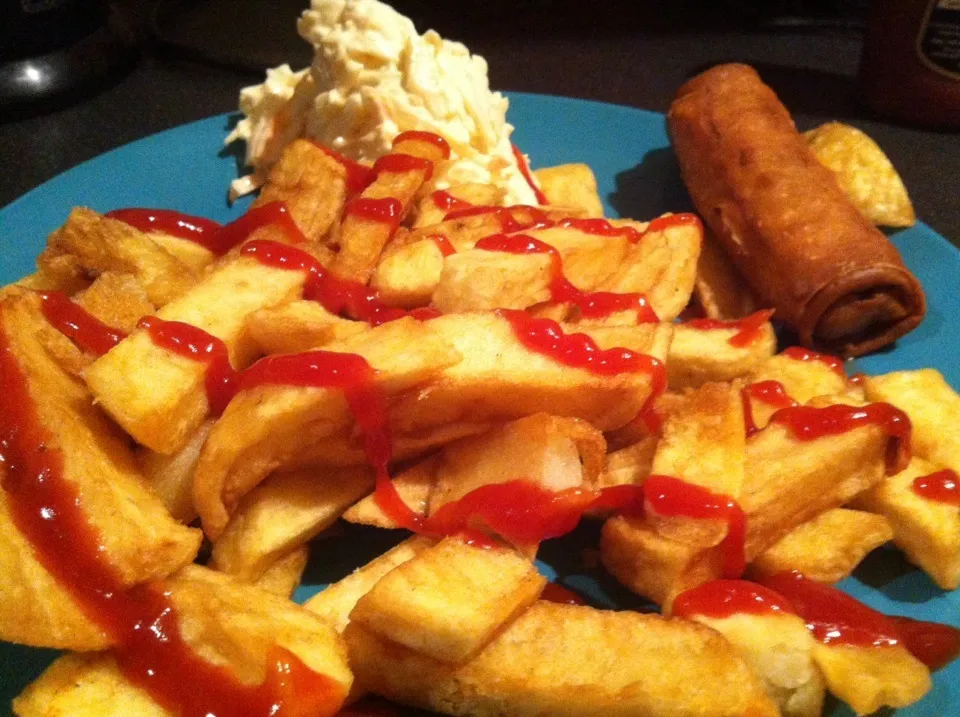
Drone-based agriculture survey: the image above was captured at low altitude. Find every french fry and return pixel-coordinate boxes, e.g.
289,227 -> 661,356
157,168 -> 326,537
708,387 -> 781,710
596,216 -> 702,321
429,413 -> 605,512
387,314 -> 671,436
84,252 -> 310,454
668,320 -> 777,389
350,536 -> 546,663
595,435 -> 658,490
246,300 -> 367,355
749,351 -> 848,405
863,369 -> 960,475
13,653 -> 170,717
333,135 -> 446,283
38,208 -> 197,307
433,250 -> 553,313
693,229 -> 757,320
0,295 -> 201,651
812,643 -> 930,715
413,183 -> 503,228
14,566 -> 354,717
254,545 -> 310,598
680,611 -> 825,717
211,467 -> 375,584
649,382 -> 745,548
343,455 -> 440,529
750,509 -> 893,583
370,238 -> 447,308
533,163 -> 605,217
252,139 -> 349,245
193,318 -> 460,538
304,537 -> 435,633
600,515 -> 722,607
854,456 -> 960,589
137,419 -> 214,523
741,419 -> 891,559
344,601 -> 779,716
73,272 -> 154,334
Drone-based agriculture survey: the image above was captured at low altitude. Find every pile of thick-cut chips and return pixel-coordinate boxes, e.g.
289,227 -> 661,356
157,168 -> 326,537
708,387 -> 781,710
2,126 -> 957,717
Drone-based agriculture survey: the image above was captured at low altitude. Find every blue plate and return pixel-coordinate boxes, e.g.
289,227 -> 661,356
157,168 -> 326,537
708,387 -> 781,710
1,92 -> 958,716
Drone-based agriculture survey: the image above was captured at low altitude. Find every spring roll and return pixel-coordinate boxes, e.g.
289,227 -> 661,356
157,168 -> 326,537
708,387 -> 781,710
668,63 -> 925,358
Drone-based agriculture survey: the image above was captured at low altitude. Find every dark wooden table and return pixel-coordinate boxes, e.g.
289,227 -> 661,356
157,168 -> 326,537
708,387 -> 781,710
1,0 -> 957,245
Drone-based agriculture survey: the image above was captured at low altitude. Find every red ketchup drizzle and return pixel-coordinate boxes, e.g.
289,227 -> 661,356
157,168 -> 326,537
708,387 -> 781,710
540,583 -> 589,606
372,154 -> 434,181
756,571 -> 960,670
393,130 -> 451,160
686,309 -> 775,347
344,197 -> 403,227
781,346 -> 846,377
891,616 -> 960,671
428,234 -> 457,257
557,217 -> 644,244
741,380 -> 798,438
38,291 -> 126,356
474,234 -> 658,324
431,190 -> 472,213
511,144 -> 549,205
644,475 -> 747,579
310,142 -> 375,196
638,213 -> 704,241
0,327 -> 344,717
212,201 -> 308,253
849,372 -> 867,386
912,469 -> 960,505
137,317 -> 238,415
766,402 -> 911,474
673,580 -> 796,620
106,208 -> 223,251
240,239 -> 428,326
497,308 -> 665,380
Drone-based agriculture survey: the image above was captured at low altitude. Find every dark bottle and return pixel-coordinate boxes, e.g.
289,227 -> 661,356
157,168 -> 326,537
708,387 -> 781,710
859,0 -> 960,128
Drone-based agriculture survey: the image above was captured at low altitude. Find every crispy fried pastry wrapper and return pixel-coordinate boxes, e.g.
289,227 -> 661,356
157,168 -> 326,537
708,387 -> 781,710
668,63 -> 926,358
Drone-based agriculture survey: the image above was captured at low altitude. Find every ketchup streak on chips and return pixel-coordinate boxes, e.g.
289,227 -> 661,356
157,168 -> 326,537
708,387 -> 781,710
685,309 -> 775,348
137,317 -> 239,416
912,469 -> 960,505
38,291 -> 127,357
309,142 -> 376,196
766,402 -> 911,474
759,571 -> 960,667
475,234 -> 658,324
0,327 -> 345,717
372,154 -> 435,182
672,579 -> 795,619
741,380 -> 798,438
106,208 -> 223,251
431,190 -> 471,213
511,144 -> 549,205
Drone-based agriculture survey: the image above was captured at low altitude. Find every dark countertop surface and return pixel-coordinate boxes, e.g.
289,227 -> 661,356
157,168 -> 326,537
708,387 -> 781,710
1,0 -> 957,246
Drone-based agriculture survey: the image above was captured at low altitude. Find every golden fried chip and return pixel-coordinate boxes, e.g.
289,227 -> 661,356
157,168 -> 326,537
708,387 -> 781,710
344,602 -> 778,716
0,295 -> 201,651
804,122 -> 915,228
350,536 -> 545,664
211,467 -> 374,584
750,508 -> 893,583
533,163 -> 605,217
304,537 -> 435,633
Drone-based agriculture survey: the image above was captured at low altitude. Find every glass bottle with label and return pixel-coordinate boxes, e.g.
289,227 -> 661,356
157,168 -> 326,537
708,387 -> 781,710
859,0 -> 960,128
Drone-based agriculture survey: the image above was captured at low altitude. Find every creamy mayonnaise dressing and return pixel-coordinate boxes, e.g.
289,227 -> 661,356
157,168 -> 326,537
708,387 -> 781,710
227,0 -> 538,204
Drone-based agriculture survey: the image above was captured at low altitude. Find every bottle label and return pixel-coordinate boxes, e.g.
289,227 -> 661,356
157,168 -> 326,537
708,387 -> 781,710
918,0 -> 960,79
